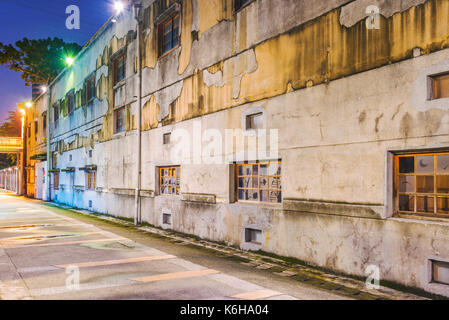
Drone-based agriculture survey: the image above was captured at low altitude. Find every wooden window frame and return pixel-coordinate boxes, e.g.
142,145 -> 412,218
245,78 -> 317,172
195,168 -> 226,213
113,53 -> 126,85
114,106 -> 126,134
157,14 -> 180,58
394,152 -> 449,218
159,166 -> 181,195
430,72 -> 449,100
86,170 -> 96,191
236,160 -> 282,204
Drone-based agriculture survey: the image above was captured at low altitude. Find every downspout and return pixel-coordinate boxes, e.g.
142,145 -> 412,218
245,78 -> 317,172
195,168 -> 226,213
134,2 -> 143,225
46,87 -> 52,202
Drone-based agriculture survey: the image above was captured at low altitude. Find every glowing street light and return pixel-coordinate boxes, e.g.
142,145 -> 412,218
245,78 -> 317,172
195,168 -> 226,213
25,101 -> 32,108
114,1 -> 125,15
41,86 -> 48,93
65,56 -> 75,67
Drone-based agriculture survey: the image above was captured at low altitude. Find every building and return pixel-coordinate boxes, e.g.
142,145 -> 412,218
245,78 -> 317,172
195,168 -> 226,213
34,0 -> 449,297
23,91 -> 48,200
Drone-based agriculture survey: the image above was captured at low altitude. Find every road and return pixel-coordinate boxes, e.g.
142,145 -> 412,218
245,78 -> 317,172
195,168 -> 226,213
0,191 -> 349,300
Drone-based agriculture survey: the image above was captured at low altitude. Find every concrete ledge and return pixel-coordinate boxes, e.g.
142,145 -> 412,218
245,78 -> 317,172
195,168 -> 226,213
283,199 -> 384,219
110,188 -> 136,196
140,190 -> 155,198
181,193 -> 216,204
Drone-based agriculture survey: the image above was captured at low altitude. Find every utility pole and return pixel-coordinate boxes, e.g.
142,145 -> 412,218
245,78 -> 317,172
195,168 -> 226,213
133,0 -> 143,226
46,88 -> 52,202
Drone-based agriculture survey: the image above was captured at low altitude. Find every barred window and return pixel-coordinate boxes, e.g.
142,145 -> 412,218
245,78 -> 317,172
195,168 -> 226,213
159,166 -> 180,195
236,161 -> 282,203
395,153 -> 449,217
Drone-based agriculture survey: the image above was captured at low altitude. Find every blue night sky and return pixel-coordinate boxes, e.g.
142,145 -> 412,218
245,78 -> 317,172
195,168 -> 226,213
0,0 -> 116,123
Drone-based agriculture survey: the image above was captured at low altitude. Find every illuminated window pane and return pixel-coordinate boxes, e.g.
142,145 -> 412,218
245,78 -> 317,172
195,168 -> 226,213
417,196 -> 434,213
417,176 -> 434,193
437,176 -> 449,194
437,197 -> 449,214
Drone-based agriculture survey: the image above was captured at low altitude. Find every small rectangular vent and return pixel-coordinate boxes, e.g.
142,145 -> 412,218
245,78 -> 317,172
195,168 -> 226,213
432,260 -> 449,285
88,200 -> 93,208
163,213 -> 172,225
245,228 -> 262,244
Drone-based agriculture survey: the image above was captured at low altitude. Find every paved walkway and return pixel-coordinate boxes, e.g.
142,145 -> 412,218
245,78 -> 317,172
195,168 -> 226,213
0,191 -> 350,300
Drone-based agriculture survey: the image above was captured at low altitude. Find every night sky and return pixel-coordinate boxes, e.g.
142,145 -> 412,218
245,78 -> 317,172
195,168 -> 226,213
0,0 -> 115,122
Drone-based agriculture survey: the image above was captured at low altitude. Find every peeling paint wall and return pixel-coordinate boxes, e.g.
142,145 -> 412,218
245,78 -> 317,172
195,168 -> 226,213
44,0 -> 449,297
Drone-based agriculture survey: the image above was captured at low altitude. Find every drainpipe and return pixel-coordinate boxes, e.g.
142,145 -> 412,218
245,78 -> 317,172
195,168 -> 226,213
46,87 -> 52,202
134,1 -> 143,225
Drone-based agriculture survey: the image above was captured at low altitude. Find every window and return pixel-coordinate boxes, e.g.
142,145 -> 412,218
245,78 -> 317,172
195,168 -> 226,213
67,92 -> 75,114
114,107 -> 125,133
163,213 -> 172,225
159,166 -> 180,195
246,113 -> 263,130
395,153 -> 449,216
42,112 -> 47,131
53,104 -> 59,123
86,75 -> 96,102
53,172 -> 59,190
163,132 -> 171,145
34,120 -> 38,140
157,15 -> 180,57
235,0 -> 254,12
236,161 -> 282,203
87,170 -> 96,191
113,53 -> 126,84
431,73 -> 449,100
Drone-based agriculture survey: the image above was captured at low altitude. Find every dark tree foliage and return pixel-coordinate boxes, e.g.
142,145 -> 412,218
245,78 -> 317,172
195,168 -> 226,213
0,37 -> 82,86
0,110 -> 22,137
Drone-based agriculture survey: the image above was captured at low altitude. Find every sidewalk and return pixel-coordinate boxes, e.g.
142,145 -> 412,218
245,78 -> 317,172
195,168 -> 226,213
44,201 -> 430,300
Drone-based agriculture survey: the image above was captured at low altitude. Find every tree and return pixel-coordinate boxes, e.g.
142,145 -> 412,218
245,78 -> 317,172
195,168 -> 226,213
0,110 -> 22,137
0,37 -> 82,86
0,110 -> 23,169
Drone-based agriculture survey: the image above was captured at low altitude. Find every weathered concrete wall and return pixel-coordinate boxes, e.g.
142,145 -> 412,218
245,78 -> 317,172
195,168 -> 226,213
45,0 -> 449,297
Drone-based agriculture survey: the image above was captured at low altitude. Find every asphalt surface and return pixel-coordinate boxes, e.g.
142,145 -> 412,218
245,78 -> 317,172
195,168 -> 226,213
0,190 -> 349,300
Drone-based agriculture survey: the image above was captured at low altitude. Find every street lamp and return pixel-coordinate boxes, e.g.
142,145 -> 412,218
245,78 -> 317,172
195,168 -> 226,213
114,1 -> 125,15
25,101 -> 32,108
65,56 -> 75,67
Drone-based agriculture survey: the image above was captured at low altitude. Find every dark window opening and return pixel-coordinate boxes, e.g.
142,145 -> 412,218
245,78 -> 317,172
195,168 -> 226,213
245,228 -> 262,244
86,76 -> 96,102
246,112 -> 263,130
114,107 -> 125,133
235,0 -> 254,12
114,53 -> 126,85
67,92 -> 75,115
157,14 -> 180,57
163,132 -> 171,145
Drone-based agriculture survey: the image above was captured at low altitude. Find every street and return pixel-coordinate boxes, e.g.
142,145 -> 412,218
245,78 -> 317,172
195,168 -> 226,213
0,191 -> 351,300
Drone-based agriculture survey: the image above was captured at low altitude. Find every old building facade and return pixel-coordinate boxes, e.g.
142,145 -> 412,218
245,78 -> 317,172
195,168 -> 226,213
29,0 -> 449,297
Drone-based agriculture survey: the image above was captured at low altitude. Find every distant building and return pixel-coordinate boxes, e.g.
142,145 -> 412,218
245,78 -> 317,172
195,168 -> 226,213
28,0 -> 449,297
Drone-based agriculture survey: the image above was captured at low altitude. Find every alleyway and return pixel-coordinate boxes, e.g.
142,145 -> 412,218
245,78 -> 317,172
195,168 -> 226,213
0,191 -> 354,300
